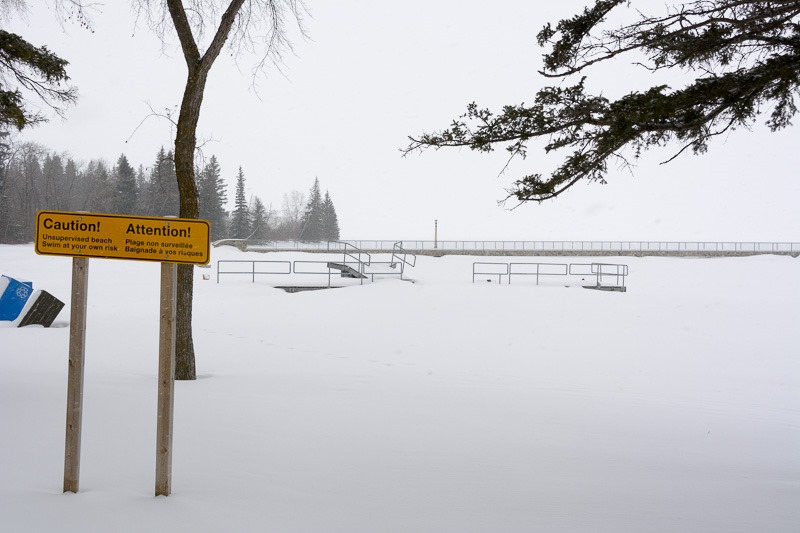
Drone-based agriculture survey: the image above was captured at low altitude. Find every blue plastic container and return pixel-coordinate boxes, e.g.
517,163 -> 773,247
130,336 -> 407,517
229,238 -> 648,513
0,275 -> 34,321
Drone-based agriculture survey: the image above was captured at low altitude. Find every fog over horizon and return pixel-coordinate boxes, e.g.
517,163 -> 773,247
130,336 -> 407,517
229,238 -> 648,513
6,1 -> 799,241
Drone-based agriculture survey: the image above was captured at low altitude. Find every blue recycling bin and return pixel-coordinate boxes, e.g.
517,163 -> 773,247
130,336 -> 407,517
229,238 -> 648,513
0,275 -> 34,321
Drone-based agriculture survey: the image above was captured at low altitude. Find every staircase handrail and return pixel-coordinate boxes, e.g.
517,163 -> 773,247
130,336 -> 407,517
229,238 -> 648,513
392,242 -> 417,270
334,241 -> 371,280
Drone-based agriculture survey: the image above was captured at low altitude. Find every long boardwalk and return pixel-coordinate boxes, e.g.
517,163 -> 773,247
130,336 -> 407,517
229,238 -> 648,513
232,240 -> 800,257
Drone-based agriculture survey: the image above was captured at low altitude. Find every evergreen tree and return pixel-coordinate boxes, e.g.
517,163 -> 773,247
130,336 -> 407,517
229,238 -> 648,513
0,29 -> 77,130
41,153 -> 66,210
146,147 -> 179,216
135,164 -> 147,192
321,190 -> 340,241
299,177 -> 323,241
63,158 -> 80,211
133,164 -> 149,214
198,155 -> 228,240
229,166 -> 250,239
84,159 -> 113,213
249,196 -> 271,241
14,144 -> 45,241
112,153 -> 137,214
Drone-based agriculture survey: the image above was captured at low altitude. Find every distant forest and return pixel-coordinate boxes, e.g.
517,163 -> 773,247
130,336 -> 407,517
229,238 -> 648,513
0,139 -> 340,244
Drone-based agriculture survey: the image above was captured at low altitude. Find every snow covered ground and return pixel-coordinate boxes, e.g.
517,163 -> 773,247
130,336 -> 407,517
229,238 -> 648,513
1,244 -> 798,532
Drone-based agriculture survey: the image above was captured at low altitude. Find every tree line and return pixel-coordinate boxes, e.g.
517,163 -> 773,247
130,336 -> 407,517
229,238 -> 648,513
0,139 -> 340,244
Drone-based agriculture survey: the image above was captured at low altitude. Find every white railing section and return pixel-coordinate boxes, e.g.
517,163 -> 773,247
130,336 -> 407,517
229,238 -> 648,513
473,261 -> 628,289
241,240 -> 800,253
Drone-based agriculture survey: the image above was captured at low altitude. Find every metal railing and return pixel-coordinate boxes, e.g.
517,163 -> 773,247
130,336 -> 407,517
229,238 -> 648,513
473,261 -> 628,288
472,262 -> 510,283
570,263 -> 629,289
216,260 -> 291,283
337,241 -> 371,283
238,240 -> 800,254
216,240 -> 399,286
391,242 -> 417,280
292,260 -> 355,287
509,262 -> 569,285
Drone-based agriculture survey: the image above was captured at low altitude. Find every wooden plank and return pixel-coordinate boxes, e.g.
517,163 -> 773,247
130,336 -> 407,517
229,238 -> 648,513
18,290 -> 65,328
155,262 -> 177,496
63,257 -> 89,493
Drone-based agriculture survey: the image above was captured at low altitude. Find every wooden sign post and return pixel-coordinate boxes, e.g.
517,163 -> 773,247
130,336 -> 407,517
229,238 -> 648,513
63,257 -> 88,493
35,211 -> 210,497
155,263 -> 177,496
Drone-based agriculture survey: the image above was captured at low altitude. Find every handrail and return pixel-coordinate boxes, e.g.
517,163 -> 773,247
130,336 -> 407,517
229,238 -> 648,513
335,241 -> 371,283
293,259 -> 402,285
216,260 -> 291,283
475,261 -> 629,288
363,261 -> 405,282
569,263 -> 629,288
391,242 -> 417,280
238,240 -> 800,254
509,262 -> 568,285
472,262 -> 510,283
292,260 -> 345,287
593,263 -> 628,288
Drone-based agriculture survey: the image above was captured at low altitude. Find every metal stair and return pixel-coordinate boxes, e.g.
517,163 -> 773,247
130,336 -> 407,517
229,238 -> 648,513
326,261 -> 368,279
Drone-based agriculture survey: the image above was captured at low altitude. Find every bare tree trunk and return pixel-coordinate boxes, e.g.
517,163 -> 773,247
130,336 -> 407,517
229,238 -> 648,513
175,263 -> 196,379
173,74 -> 202,380
167,0 -> 245,380
173,67 -> 208,380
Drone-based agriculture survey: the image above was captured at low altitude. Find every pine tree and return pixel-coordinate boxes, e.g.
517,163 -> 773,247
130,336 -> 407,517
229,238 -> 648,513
85,159 -> 112,214
321,190 -> 340,241
230,166 -> 250,239
0,29 -> 77,130
198,155 -> 228,240
112,154 -> 137,214
131,164 -> 148,214
63,158 -> 80,211
42,153 -> 66,210
249,196 -> 271,241
299,177 -> 323,241
146,147 -> 179,216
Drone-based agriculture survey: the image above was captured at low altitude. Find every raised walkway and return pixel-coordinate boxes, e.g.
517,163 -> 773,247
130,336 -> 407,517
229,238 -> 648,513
216,240 -> 800,257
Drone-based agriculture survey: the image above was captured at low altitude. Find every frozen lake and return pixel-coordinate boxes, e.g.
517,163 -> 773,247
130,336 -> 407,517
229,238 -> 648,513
1,244 -> 798,532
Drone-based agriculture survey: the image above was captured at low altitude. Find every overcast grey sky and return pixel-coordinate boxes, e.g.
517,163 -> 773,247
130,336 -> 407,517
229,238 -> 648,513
8,1 -> 800,241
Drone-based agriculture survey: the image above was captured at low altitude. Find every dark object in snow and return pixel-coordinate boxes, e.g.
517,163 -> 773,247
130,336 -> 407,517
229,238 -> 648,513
18,290 -> 65,327
276,286 -> 343,293
583,285 -> 627,293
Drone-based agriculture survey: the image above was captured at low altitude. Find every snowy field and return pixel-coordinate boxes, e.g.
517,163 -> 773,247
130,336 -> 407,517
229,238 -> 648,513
1,244 -> 798,533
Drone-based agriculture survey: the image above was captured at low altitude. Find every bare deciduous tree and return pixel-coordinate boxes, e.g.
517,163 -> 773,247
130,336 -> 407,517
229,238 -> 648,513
135,0 -> 305,379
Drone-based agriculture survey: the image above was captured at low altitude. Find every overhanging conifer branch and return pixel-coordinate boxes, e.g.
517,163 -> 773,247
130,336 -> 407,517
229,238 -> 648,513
405,0 -> 800,202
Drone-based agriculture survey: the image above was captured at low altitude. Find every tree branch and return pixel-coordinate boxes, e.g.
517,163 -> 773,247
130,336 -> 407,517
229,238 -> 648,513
166,0 -> 201,68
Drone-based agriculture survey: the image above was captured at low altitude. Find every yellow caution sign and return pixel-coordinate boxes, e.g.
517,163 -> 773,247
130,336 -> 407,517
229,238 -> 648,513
35,211 -> 211,265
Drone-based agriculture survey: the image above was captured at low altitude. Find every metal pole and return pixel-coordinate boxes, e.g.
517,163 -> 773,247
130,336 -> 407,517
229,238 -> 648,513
434,220 -> 438,249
